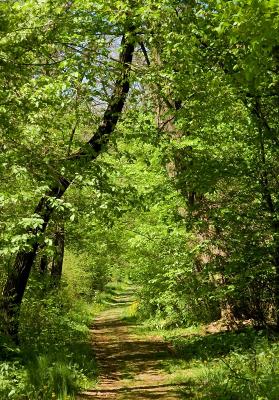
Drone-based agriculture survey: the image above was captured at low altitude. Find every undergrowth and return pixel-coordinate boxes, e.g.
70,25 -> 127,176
196,336 -> 279,400
125,299 -> 279,400
166,329 -> 279,400
0,285 -> 98,400
0,250 -> 111,400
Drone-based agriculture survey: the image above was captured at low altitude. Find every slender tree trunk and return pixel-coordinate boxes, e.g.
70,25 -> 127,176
51,222 -> 65,281
260,179 -> 279,326
39,242 -> 49,275
39,254 -> 48,274
273,245 -> 279,327
260,179 -> 279,327
254,100 -> 279,327
1,30 -> 135,341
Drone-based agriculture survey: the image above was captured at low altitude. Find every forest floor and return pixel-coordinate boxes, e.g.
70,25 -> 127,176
75,287 -> 279,400
77,289 -> 185,400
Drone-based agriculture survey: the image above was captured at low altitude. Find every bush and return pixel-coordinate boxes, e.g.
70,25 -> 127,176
200,337 -> 279,400
0,257 -> 99,400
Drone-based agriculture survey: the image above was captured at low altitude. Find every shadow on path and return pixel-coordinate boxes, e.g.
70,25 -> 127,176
78,290 -> 185,399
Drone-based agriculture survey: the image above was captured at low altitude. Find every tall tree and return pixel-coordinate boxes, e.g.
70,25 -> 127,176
1,17 -> 136,340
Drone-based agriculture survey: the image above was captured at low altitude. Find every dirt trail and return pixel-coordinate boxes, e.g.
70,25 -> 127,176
78,290 -> 183,399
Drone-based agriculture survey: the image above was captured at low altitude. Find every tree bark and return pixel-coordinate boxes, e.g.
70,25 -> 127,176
39,254 -> 48,274
1,179 -> 68,341
1,30 -> 135,341
254,100 -> 279,327
51,222 -> 65,281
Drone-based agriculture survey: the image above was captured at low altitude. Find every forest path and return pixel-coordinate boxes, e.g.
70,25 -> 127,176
78,289 -> 184,399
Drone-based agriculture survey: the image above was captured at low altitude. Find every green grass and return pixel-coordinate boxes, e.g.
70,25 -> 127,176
0,250 -> 111,400
0,285 -> 99,400
0,261 -> 137,400
3,269 -> 279,400
165,328 -> 279,399
131,313 -> 279,400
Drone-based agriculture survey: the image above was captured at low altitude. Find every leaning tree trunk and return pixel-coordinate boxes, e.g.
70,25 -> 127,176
1,30 -> 135,342
51,222 -> 65,282
1,185 -> 67,341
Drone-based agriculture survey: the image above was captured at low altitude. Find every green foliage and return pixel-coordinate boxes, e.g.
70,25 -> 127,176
0,361 -> 27,400
150,326 -> 279,400
1,0 -> 279,399
0,253 -> 100,399
24,356 -> 80,400
199,338 -> 279,400
63,250 -> 111,298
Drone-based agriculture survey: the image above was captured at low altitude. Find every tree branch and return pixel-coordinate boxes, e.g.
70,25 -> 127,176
1,27 -> 136,341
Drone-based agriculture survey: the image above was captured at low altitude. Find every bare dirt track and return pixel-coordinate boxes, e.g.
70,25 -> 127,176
77,290 -> 184,400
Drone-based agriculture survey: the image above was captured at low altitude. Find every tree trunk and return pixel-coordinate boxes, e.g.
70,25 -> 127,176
274,246 -> 279,328
1,181 -> 68,341
39,254 -> 48,274
254,100 -> 279,328
51,222 -> 65,281
1,30 -> 135,342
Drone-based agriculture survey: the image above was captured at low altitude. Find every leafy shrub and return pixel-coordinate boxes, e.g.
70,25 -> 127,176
0,361 -> 26,400
164,327 -> 279,400
198,337 -> 279,399
0,256 -> 99,400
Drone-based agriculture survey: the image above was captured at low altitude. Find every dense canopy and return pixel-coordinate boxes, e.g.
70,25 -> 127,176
1,1 -> 279,399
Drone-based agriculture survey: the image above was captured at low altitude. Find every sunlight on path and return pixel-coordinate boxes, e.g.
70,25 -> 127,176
77,290 -> 183,399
